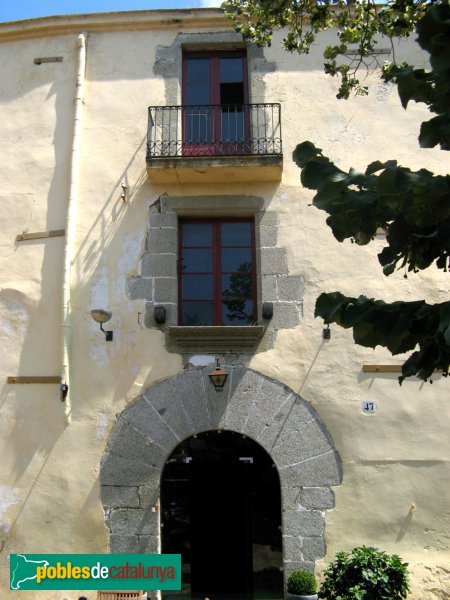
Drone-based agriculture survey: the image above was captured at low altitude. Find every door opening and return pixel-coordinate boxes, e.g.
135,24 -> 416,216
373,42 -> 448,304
161,430 -> 283,600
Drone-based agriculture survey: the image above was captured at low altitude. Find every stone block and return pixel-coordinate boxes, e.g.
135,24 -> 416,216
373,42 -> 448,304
300,487 -> 335,510
283,510 -> 325,538
106,418 -> 166,467
258,225 -> 278,248
281,484 -> 301,510
261,275 -> 277,302
244,377 -> 291,443
109,535 -> 139,554
161,195 -> 263,215
100,485 -> 139,509
109,508 -> 158,536
272,418 -> 335,468
302,536 -> 326,561
141,253 -> 177,278
255,327 -> 277,352
256,211 -> 278,227
143,379 -> 192,441
139,485 -> 160,509
252,391 -> 294,453
120,396 -> 178,451
277,276 -> 305,302
100,453 -> 160,487
149,212 -> 177,229
110,535 -> 159,554
127,277 -> 153,301
260,247 -> 288,276
225,367 -> 264,431
270,302 -> 300,329
280,451 -> 342,487
172,369 -> 210,432
154,277 -> 177,303
146,228 -> 177,254
283,535 -> 302,562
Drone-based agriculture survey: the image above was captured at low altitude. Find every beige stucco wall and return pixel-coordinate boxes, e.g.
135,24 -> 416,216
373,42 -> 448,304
0,9 -> 448,599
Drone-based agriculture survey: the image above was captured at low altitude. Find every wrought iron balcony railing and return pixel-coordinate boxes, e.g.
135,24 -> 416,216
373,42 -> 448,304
147,103 -> 282,159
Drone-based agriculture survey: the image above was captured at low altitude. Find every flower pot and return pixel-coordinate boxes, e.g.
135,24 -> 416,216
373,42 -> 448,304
286,593 -> 318,600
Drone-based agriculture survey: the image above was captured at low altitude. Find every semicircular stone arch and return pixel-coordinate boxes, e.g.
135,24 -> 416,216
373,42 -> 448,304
100,366 -> 342,573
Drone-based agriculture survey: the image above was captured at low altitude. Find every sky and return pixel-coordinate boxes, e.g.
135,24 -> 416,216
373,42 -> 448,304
0,0 -> 222,23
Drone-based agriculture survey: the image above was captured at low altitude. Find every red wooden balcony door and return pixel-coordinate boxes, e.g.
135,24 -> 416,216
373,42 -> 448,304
182,51 -> 249,156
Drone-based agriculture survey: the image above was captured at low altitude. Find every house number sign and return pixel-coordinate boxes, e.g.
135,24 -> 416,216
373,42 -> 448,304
362,400 -> 377,414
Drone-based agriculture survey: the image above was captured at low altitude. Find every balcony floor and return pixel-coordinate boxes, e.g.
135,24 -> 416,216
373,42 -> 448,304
146,154 -> 283,184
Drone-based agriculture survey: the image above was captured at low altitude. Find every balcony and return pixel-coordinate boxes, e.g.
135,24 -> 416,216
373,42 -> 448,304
146,103 -> 283,183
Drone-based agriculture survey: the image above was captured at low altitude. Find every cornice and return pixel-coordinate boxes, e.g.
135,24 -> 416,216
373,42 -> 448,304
0,9 -> 228,43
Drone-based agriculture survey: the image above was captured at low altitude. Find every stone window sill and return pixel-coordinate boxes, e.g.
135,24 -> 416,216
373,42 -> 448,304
168,326 -> 264,350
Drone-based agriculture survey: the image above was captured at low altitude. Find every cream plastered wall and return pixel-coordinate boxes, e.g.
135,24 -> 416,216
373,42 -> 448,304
0,9 -> 448,600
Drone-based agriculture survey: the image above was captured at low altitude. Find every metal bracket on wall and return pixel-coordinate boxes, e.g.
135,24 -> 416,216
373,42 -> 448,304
7,376 -> 62,384
16,230 -> 65,242
34,57 -> 63,65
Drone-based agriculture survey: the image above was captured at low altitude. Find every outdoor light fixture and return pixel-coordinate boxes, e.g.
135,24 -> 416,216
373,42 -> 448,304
90,309 -> 113,341
208,358 -> 228,392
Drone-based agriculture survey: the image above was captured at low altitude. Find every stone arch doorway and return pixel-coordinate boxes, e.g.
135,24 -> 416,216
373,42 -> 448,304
161,430 -> 283,600
100,366 -> 342,580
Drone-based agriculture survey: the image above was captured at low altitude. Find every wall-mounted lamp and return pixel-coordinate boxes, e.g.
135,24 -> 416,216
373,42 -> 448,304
90,309 -> 113,341
154,305 -> 167,324
208,358 -> 228,392
262,302 -> 274,320
121,182 -> 128,202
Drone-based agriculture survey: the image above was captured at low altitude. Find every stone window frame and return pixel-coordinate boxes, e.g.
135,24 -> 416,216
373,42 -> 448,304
127,195 -> 305,352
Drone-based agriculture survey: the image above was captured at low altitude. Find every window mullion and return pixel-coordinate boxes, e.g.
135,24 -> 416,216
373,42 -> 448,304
213,221 -> 222,325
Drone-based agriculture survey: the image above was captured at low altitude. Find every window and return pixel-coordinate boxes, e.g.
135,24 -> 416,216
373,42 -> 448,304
179,219 -> 256,326
182,51 -> 249,155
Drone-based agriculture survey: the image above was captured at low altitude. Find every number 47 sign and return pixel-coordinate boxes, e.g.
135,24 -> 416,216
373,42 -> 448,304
362,400 -> 377,414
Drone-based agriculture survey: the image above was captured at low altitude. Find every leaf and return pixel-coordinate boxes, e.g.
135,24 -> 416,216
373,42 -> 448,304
292,141 -> 321,168
365,160 -> 385,175
301,159 -> 342,190
314,292 -> 347,323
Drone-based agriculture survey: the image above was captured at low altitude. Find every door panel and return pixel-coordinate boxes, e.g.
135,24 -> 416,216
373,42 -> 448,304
183,52 -> 248,156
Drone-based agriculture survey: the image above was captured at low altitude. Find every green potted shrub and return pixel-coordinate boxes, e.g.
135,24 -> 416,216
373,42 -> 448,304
319,546 -> 410,599
286,568 -> 318,600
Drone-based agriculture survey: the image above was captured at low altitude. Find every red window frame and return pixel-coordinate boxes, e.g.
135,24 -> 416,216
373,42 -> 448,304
182,51 -> 249,155
178,218 -> 257,326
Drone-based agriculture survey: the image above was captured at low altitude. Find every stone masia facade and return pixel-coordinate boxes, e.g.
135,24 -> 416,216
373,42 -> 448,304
0,7 -> 448,600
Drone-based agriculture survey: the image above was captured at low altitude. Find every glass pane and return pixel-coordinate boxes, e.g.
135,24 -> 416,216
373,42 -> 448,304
185,109 -> 212,144
221,112 -> 244,142
222,272 -> 252,299
182,249 -> 212,273
222,300 -> 253,325
182,275 -> 213,300
183,223 -> 212,247
222,247 -> 252,272
220,57 -> 243,83
186,83 -> 210,105
221,223 -> 252,246
182,301 -> 213,326
187,58 -> 210,84
220,82 -> 244,106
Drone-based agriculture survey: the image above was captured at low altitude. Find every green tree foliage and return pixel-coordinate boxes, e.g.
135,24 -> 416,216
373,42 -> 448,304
224,0 -> 450,382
